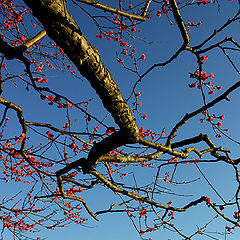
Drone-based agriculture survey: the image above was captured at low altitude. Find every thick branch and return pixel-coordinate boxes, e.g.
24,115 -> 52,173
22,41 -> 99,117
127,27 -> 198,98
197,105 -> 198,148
24,0 -> 139,138
23,0 -> 141,172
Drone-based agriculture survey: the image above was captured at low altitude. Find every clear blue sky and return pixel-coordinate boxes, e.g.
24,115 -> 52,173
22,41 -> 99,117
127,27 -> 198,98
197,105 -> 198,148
1,0 -> 240,240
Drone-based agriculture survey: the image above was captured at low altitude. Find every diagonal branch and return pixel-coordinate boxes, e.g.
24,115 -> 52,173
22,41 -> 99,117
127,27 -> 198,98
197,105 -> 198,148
141,0 -> 152,17
192,9 -> 240,50
166,80 -> 240,147
0,96 -> 27,151
23,0 -> 141,173
89,169 -> 208,212
169,0 -> 190,46
75,0 -> 147,21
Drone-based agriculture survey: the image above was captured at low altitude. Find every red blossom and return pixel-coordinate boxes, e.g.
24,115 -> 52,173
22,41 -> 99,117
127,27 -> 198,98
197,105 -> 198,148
36,77 -> 48,83
46,131 -> 54,140
106,127 -> 115,135
165,178 -> 169,183
118,58 -> 124,63
136,92 -> 141,97
63,123 -> 70,129
48,95 -> 55,101
18,133 -> 26,143
83,143 -> 89,151
40,95 -> 47,100
67,102 -> 73,108
141,54 -> 146,60
202,55 -> 208,61
157,10 -> 161,17
69,142 -> 76,149
205,197 -> 210,204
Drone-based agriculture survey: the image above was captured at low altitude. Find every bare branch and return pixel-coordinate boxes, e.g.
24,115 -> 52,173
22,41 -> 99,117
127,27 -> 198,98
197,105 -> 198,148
75,0 -> 147,21
166,81 -> 240,146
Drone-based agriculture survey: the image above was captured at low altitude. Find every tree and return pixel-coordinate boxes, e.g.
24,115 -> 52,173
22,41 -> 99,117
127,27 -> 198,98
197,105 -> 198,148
0,0 -> 240,239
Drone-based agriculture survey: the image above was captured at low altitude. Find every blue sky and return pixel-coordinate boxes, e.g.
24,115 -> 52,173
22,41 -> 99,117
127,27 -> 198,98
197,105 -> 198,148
1,0 -> 240,239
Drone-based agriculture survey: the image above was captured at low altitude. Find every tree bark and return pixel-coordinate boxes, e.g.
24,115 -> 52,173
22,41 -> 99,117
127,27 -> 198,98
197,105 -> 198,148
23,0 -> 140,169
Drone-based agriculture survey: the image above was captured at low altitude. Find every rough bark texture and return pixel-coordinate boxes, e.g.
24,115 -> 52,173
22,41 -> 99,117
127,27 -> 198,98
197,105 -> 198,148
23,0 -> 140,168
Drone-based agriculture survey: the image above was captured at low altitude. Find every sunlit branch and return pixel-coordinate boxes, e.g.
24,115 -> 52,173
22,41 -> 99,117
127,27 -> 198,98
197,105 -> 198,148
89,169 -> 207,212
151,206 -> 189,239
23,0 -> 141,172
0,30 -> 46,59
74,0 -> 147,21
20,30 -> 47,50
209,202 -> 237,225
169,0 -> 190,45
139,136 -> 202,159
141,0 -> 152,17
97,152 -> 161,164
56,173 -> 99,221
